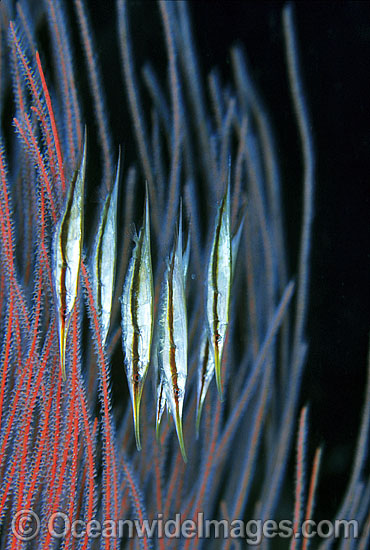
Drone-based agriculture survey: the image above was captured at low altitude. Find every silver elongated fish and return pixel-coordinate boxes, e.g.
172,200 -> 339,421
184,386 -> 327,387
53,131 -> 86,381
157,206 -> 188,462
206,182 -> 231,398
155,230 -> 189,442
196,214 -> 244,429
92,151 -> 120,346
121,187 -> 153,451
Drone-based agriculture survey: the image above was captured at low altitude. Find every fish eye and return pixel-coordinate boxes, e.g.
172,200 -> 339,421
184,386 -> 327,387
215,333 -> 222,343
133,373 -> 140,383
174,388 -> 181,397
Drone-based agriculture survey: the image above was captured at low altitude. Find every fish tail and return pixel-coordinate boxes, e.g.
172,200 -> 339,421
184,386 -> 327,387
214,350 -> 223,399
175,407 -> 187,463
132,389 -> 142,451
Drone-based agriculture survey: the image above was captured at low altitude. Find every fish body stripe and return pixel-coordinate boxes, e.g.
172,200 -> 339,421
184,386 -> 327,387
130,232 -> 143,389
200,337 -> 210,397
122,231 -> 152,380
206,185 -> 232,395
167,254 -> 180,407
95,195 -> 110,316
212,202 -> 223,356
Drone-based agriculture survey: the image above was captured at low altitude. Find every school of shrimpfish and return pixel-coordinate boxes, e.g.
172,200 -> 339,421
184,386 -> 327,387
52,136 -> 242,462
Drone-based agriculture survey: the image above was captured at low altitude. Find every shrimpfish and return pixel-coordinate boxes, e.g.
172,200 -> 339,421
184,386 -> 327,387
206,182 -> 232,397
197,207 -> 244,428
156,206 -> 189,462
121,187 -> 153,451
52,131 -> 86,381
92,151 -> 120,346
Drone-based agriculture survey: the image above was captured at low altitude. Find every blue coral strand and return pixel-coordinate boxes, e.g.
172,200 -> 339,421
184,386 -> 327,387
0,2 -> 369,550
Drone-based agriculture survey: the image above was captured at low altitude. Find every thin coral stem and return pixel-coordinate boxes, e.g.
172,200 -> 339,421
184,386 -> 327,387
185,396 -> 222,550
64,308 -> 80,550
74,0 -> 113,189
24,382 -> 54,504
45,370 -> 63,522
81,260 -> 121,550
11,324 -> 55,550
13,116 -> 57,223
176,1 -> 217,189
159,1 -> 183,253
9,22 -> 58,182
116,0 -> 158,233
15,3 -> 36,56
153,441 -> 164,522
45,0 -> 82,163
223,369 -> 271,550
291,406 -> 308,550
283,5 -> 315,355
302,447 -> 322,550
0,144 -> 15,276
36,51 -> 66,193
215,282 -> 295,464
78,384 -> 97,550
44,371 -> 77,549
0,264 -> 44,470
0,298 -> 14,432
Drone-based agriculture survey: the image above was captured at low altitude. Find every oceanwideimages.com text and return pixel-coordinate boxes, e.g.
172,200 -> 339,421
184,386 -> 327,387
12,510 -> 359,545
